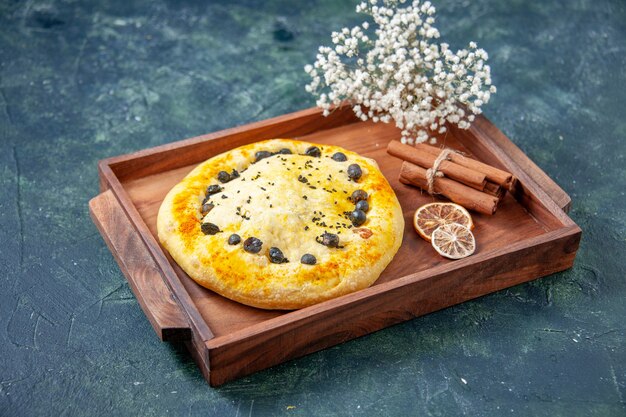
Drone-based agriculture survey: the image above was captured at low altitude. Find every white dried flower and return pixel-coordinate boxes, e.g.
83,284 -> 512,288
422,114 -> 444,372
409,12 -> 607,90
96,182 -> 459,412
305,0 -> 496,144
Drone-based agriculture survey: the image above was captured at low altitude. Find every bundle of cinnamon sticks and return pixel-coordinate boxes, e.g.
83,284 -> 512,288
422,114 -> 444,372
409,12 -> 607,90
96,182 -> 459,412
387,141 -> 517,215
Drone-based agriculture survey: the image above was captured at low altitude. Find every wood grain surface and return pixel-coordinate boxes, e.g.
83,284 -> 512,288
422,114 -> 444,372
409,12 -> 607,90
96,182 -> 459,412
93,106 -> 581,386
89,190 -> 190,341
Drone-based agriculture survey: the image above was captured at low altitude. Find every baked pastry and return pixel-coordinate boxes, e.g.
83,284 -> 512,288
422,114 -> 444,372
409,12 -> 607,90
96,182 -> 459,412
157,139 -> 404,309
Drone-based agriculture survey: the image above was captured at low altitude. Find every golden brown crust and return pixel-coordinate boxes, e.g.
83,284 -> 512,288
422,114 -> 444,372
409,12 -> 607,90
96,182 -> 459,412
157,139 -> 404,309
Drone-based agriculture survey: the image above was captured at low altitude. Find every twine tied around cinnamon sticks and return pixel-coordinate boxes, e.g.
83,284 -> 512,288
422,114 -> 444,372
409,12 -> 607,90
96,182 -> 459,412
425,148 -> 460,195
387,140 -> 517,215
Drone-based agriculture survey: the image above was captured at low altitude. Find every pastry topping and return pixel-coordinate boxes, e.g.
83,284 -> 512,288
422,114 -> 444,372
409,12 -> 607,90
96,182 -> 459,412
269,247 -> 289,264
201,222 -> 221,235
300,254 -> 317,265
217,170 -> 231,183
331,152 -> 347,162
201,202 -> 215,216
228,234 -> 241,245
230,169 -> 240,179
243,237 -> 263,253
350,209 -> 367,226
355,200 -> 369,212
350,189 -> 368,203
278,148 -> 292,154
353,228 -> 373,239
206,184 -> 223,196
304,146 -> 322,157
235,206 -> 251,220
431,223 -> 476,259
317,232 -> 340,248
297,175 -> 308,183
255,150 -> 272,162
347,164 -> 362,181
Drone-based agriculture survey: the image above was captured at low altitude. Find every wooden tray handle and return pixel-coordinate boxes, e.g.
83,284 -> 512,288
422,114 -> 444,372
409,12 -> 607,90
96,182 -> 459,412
89,190 -> 191,341
473,116 -> 572,213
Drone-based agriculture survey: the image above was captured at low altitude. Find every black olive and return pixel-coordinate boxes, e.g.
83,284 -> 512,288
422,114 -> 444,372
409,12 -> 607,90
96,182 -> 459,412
331,152 -> 347,162
347,164 -> 362,181
350,209 -> 367,226
206,184 -> 223,195
278,148 -> 292,154
230,169 -> 240,179
350,189 -> 368,203
228,234 -> 241,245
255,150 -> 272,162
201,202 -> 214,216
319,232 -> 340,248
217,170 -> 231,183
304,146 -> 321,157
355,200 -> 369,212
300,254 -> 317,265
201,222 -> 221,235
243,237 -> 263,253
269,247 -> 289,264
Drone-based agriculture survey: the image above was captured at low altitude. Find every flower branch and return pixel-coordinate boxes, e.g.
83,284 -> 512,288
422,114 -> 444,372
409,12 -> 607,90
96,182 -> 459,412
305,0 -> 496,144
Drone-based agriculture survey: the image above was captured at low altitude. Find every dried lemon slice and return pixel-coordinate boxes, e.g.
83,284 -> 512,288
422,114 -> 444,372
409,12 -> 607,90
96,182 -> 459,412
431,223 -> 476,259
413,202 -> 473,242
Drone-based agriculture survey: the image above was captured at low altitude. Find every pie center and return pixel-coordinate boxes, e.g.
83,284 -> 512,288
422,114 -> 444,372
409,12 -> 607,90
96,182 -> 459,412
201,153 -> 364,264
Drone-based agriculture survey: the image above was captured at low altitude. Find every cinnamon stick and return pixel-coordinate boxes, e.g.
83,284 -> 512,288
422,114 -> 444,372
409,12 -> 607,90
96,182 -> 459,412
387,141 -> 486,191
415,142 -> 515,190
399,161 -> 499,215
483,181 -> 505,199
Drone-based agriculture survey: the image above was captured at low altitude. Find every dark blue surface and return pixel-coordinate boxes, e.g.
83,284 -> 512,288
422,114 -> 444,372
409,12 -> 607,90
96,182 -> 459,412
1,0 -> 625,415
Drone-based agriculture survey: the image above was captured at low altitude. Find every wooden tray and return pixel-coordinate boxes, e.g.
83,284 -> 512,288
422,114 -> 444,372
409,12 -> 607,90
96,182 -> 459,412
89,105 -> 581,386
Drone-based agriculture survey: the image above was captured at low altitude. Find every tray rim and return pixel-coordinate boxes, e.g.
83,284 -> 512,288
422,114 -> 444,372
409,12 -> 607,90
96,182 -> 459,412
205,225 -> 579,346
93,104 -> 581,385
